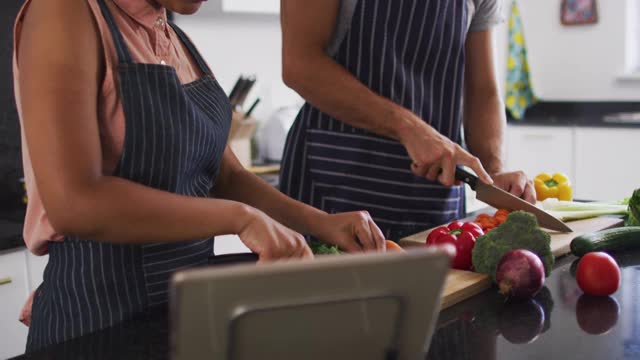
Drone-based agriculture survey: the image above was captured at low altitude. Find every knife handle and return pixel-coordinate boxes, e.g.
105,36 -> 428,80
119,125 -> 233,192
455,167 -> 478,190
228,76 -> 243,103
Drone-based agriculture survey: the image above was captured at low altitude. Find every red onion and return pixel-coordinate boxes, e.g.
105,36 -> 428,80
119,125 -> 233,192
496,249 -> 545,298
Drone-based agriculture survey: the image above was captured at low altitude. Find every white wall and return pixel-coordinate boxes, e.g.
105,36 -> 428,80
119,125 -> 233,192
179,1 -> 640,114
174,10 -> 302,123
496,0 -> 640,101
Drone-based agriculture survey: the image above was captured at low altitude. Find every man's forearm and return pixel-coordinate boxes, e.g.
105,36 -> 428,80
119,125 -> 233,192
284,52 -> 420,141
463,93 -> 506,175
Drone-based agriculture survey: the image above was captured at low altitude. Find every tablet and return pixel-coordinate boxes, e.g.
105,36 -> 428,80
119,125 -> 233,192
170,248 -> 450,360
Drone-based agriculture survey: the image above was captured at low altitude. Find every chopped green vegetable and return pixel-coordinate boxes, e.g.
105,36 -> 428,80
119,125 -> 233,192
541,198 -> 628,221
308,240 -> 341,255
471,211 -> 554,282
626,189 -> 640,227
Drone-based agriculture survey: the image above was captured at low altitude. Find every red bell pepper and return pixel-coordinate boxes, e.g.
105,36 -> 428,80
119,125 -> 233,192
426,221 -> 484,270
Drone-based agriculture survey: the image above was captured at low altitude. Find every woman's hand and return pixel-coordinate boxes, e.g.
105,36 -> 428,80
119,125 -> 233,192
311,211 -> 386,253
396,113 -> 494,187
237,206 -> 314,262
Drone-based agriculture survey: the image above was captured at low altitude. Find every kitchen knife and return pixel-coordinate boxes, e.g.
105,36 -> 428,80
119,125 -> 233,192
455,167 -> 573,232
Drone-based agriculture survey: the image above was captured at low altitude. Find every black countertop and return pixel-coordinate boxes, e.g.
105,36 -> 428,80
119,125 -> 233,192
12,250 -> 640,360
508,101 -> 640,128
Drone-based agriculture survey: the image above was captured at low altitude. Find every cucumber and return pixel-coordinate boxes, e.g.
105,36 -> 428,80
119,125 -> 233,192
570,226 -> 640,257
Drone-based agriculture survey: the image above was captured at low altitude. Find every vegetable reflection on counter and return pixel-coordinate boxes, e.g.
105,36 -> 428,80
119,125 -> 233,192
475,286 -> 554,345
498,299 -> 545,344
575,295 -> 620,335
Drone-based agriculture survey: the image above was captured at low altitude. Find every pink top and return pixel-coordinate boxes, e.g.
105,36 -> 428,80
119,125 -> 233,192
13,0 -> 203,255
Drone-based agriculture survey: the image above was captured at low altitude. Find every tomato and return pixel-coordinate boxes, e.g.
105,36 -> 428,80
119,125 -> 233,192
576,252 -> 621,296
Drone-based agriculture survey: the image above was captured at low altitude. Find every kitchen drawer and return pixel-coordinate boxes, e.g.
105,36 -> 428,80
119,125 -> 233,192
0,249 -> 30,359
26,252 -> 49,291
575,128 -> 640,200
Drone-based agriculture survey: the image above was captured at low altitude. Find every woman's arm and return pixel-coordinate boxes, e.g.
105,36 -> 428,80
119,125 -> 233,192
17,0 -> 310,260
280,0 -> 492,186
213,147 -> 385,252
463,29 -> 535,203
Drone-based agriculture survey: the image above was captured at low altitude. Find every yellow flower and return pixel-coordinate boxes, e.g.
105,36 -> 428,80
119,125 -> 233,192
519,97 -> 527,108
508,55 -> 516,70
506,96 -> 516,108
514,32 -> 523,45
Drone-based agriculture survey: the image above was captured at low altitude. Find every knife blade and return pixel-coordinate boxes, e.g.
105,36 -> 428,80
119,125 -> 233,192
455,168 -> 573,232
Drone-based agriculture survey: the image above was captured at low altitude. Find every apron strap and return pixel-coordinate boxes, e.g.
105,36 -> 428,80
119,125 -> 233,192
168,22 -> 213,76
95,0 -> 134,64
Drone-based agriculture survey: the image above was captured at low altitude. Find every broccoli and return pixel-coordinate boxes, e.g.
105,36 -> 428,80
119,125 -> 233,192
471,211 -> 554,282
308,240 -> 341,255
626,188 -> 640,227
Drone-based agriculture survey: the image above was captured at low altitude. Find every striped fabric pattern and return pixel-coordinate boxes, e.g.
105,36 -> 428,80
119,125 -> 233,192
280,0 -> 468,240
26,0 -> 231,351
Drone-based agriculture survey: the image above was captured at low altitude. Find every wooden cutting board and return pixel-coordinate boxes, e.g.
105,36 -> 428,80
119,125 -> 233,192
399,216 -> 624,310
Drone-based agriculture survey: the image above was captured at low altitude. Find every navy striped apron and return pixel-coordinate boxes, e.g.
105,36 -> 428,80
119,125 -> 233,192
280,0 -> 468,241
26,0 -> 231,351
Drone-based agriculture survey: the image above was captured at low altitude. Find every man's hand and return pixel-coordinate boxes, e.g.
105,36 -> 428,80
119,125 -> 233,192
397,114 -> 494,187
491,171 -> 536,204
19,291 -> 35,327
311,211 -> 386,253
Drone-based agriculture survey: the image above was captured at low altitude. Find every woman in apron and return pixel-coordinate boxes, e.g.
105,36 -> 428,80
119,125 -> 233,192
280,0 -> 536,241
14,0 -> 385,351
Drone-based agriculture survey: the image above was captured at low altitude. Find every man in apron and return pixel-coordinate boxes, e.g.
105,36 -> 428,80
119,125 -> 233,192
280,0 -> 535,241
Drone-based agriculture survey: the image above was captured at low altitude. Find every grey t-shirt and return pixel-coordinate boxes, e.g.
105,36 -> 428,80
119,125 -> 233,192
327,0 -> 505,56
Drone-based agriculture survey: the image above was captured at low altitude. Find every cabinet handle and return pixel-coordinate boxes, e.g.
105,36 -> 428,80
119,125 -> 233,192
0,277 -> 12,286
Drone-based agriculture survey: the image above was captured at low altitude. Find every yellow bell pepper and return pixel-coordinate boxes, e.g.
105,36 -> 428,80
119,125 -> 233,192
534,173 -> 573,201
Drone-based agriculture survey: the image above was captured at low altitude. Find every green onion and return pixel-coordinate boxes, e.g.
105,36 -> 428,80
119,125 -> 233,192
541,199 -> 628,221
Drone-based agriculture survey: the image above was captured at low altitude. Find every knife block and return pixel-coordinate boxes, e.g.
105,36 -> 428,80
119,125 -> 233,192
229,111 -> 258,168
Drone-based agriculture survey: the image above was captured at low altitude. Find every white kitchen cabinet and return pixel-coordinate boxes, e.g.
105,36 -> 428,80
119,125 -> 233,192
222,0 -> 279,14
191,0 -> 279,16
574,127 -> 640,200
0,249 -> 30,359
26,252 -> 48,291
505,125 -> 575,181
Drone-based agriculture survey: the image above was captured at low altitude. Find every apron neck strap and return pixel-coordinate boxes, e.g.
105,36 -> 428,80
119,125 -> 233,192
96,0 -> 134,64
168,22 -> 213,76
